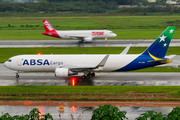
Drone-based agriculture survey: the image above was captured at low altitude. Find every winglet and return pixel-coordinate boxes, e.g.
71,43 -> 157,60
96,55 -> 109,67
120,44 -> 132,55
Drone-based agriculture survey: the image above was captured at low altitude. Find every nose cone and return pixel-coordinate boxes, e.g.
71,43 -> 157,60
4,61 -> 11,69
3,61 -> 7,68
112,33 -> 117,37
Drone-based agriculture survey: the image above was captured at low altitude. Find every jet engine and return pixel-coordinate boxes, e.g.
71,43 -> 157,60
84,37 -> 95,41
55,68 -> 78,77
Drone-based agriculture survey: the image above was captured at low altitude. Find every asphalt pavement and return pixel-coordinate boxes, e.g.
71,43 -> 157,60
0,39 -> 180,47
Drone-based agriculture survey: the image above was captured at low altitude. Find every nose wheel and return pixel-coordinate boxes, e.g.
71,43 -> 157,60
15,71 -> 19,78
16,74 -> 19,78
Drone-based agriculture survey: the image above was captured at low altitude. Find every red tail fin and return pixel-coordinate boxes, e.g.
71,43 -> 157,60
42,19 -> 60,38
43,19 -> 56,32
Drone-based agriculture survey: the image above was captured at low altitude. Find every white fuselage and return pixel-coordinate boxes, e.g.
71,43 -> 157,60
57,30 -> 117,39
42,19 -> 117,41
4,54 -> 139,72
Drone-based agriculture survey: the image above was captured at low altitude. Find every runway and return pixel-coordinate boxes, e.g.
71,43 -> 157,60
0,39 -> 180,47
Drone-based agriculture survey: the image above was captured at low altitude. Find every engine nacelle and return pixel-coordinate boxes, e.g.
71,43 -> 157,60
55,68 -> 78,77
84,37 -> 95,41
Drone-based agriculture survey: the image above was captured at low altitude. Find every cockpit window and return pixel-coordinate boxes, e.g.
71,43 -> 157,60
7,59 -> 12,62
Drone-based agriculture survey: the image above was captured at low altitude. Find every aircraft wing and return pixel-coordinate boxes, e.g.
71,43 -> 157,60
58,55 -> 109,72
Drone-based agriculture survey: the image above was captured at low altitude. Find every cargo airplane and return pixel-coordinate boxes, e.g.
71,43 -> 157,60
41,19 -> 117,42
4,26 -> 176,80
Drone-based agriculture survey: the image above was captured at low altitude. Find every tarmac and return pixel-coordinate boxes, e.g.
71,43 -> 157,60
1,39 -> 180,47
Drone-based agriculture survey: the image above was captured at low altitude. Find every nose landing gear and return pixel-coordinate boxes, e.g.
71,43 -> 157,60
15,71 -> 19,78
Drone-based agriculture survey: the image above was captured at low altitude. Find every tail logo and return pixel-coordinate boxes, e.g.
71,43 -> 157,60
169,29 -> 174,33
148,51 -> 163,61
158,29 -> 174,47
159,34 -> 168,47
159,35 -> 167,43
44,21 -> 54,31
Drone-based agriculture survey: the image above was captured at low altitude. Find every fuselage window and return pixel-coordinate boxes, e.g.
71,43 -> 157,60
8,59 -> 12,62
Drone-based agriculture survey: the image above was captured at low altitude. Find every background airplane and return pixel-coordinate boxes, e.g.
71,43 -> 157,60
41,19 -> 117,42
4,26 -> 176,80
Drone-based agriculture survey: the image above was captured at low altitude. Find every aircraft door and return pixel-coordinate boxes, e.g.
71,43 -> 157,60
17,59 -> 23,66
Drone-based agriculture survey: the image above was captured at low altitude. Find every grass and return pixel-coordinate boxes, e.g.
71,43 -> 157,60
0,86 -> 179,100
1,16 -> 180,30
0,86 -> 178,94
1,16 -> 180,40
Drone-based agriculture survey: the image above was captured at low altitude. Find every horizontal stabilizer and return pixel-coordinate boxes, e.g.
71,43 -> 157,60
165,55 -> 176,59
148,59 -> 172,64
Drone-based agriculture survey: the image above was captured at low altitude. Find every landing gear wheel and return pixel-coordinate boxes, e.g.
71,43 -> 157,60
81,75 -> 91,81
91,72 -> 95,77
16,74 -> 19,78
86,75 -> 90,80
82,75 -> 86,80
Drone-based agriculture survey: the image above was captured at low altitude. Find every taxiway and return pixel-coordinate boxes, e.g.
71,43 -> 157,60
0,39 -> 180,47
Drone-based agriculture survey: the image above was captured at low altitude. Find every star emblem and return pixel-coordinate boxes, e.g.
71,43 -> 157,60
159,35 -> 167,42
169,29 -> 174,33
164,43 -> 167,47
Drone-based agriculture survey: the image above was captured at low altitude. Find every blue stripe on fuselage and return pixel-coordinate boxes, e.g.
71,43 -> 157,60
114,55 -> 161,71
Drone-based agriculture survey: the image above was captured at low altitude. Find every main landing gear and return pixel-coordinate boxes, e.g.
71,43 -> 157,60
81,72 -> 95,81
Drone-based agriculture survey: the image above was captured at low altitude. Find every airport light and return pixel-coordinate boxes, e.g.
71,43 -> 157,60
71,106 -> 76,113
71,78 -> 76,86
37,52 -> 42,55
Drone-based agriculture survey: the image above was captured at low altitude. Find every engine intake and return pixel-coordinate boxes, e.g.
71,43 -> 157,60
84,37 -> 95,41
55,68 -> 78,77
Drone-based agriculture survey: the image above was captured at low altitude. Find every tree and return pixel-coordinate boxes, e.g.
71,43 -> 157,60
135,110 -> 163,120
39,0 -> 47,3
91,104 -> 128,120
0,113 -> 13,120
166,107 -> 180,119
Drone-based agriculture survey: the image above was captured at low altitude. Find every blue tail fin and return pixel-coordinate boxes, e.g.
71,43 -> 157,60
142,26 -> 176,58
